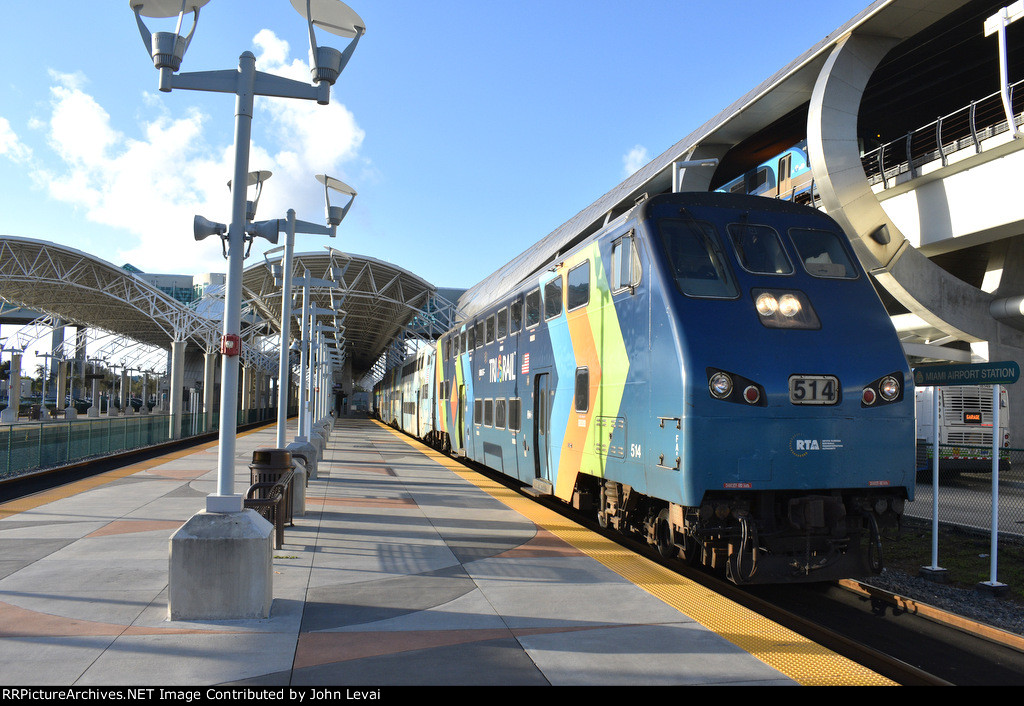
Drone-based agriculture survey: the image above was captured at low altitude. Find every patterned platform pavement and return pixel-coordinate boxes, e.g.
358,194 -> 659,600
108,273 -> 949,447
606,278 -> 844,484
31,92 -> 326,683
0,415 -> 892,686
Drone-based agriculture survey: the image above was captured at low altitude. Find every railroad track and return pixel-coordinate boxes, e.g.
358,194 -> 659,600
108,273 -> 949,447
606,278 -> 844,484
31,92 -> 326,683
471,461 -> 1024,686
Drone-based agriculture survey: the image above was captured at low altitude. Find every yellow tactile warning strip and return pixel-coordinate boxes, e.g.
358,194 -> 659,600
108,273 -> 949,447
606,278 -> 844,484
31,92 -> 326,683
374,420 -> 896,687
0,425 -> 267,521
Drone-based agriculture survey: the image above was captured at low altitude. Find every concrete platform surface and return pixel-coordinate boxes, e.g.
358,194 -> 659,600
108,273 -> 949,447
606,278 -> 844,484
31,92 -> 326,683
0,416 -> 893,687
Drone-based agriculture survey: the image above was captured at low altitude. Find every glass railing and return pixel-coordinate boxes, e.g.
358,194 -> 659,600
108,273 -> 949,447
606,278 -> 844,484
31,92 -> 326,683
0,406 -> 297,480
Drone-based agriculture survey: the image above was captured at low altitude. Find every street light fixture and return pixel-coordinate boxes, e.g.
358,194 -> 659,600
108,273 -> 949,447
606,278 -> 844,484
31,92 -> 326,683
250,174 -> 354,448
130,0 -> 366,621
130,0 -> 365,515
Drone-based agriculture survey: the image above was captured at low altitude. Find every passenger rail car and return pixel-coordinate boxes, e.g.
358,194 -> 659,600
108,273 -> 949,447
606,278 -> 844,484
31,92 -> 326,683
716,142 -> 814,204
375,192 -> 915,584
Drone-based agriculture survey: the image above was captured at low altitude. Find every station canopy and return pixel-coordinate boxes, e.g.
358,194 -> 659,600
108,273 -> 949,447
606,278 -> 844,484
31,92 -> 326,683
0,236 -> 220,352
0,236 -> 456,380
241,247 -> 458,379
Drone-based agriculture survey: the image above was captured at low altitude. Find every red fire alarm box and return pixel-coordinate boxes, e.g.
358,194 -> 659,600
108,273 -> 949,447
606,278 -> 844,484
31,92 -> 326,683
221,333 -> 241,356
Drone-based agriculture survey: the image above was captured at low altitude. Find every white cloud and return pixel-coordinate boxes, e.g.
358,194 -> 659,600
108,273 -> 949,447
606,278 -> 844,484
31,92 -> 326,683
623,144 -> 649,177
0,117 -> 32,163
29,30 -> 365,275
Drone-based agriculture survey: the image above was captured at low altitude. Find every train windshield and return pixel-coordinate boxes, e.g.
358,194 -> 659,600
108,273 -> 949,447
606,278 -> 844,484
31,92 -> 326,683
657,218 -> 739,299
789,228 -> 858,279
727,223 -> 793,275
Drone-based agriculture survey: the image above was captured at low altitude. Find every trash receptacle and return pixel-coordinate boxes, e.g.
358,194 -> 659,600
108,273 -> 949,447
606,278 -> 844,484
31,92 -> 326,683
249,448 -> 295,528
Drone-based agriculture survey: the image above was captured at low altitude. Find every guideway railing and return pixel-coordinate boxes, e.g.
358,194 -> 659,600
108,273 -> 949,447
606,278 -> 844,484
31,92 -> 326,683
861,78 -> 1024,188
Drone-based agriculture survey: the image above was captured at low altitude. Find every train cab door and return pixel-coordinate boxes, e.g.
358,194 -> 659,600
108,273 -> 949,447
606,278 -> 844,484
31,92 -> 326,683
457,384 -> 466,455
533,372 -> 551,484
778,153 -> 792,199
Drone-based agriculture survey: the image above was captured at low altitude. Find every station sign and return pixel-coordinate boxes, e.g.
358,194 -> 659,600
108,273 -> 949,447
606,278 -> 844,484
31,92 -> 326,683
913,361 -> 1020,387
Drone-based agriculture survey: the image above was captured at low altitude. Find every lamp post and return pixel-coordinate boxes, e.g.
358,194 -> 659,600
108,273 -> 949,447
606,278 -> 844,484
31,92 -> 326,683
132,0 -> 364,513
36,351 -> 61,420
0,347 -> 23,424
86,358 -> 105,418
107,363 -> 121,417
248,174 -> 355,448
131,0 -> 364,621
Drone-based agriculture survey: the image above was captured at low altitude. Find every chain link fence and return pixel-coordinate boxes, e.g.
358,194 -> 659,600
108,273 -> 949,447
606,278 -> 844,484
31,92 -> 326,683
909,442 -> 1024,539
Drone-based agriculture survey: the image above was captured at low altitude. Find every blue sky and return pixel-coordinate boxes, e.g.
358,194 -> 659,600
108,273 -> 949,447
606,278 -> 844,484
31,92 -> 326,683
1,0 -> 871,295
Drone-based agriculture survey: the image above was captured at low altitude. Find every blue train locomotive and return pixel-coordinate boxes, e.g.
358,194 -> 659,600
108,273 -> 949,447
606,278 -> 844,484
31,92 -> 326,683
375,191 -> 915,584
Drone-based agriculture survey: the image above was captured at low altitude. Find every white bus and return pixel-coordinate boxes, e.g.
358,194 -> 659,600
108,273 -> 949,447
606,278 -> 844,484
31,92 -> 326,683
915,385 -> 1010,473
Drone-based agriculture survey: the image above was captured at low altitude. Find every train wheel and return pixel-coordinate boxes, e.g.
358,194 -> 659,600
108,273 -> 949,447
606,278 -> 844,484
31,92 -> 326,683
654,508 -> 678,559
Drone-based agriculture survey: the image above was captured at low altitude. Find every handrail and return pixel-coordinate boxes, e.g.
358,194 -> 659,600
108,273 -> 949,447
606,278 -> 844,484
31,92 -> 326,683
862,78 -> 1024,187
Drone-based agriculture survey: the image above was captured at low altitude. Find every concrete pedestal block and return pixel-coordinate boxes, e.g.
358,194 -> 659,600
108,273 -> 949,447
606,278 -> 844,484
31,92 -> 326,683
168,510 -> 274,620
288,439 -> 318,480
291,461 -> 306,517
0,408 -> 16,423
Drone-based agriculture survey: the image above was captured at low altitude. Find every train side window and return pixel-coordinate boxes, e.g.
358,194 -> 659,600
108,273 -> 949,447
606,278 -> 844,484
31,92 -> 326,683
474,399 -> 482,425
460,330 -> 467,354
567,261 -> 590,311
657,217 -> 739,299
468,325 -> 476,351
484,399 -> 494,427
544,277 -> 563,320
574,367 -> 589,412
508,398 -> 521,431
750,166 -> 773,195
495,398 -> 506,430
789,228 -> 858,279
510,297 -> 523,333
727,223 -> 793,275
475,321 -> 484,348
486,315 -> 495,344
497,308 -> 508,340
526,288 -> 541,327
612,233 -> 641,292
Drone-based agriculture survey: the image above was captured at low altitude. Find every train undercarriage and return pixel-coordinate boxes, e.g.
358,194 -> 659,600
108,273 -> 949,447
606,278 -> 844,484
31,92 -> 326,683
575,477 -> 906,584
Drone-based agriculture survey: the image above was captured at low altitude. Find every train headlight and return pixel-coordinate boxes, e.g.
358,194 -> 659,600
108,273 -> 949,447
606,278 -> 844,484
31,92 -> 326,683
755,292 -> 778,316
709,372 -> 733,399
862,372 -> 905,407
706,368 -> 765,406
879,376 -> 900,401
751,289 -> 819,329
778,293 -> 801,317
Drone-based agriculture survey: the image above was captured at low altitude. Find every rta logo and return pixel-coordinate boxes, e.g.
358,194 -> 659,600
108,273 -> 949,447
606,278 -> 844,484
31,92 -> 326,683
790,435 -> 820,457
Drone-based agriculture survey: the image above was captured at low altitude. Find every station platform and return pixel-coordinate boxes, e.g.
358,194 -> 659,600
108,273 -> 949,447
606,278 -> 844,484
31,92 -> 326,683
0,416 -> 894,687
